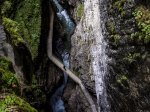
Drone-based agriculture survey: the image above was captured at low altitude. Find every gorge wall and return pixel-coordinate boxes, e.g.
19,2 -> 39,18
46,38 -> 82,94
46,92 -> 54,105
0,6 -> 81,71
106,0 -> 150,112
0,0 -> 150,112
62,0 -> 150,112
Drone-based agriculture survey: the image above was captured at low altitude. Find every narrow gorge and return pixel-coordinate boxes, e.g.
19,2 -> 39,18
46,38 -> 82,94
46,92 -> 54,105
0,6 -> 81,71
0,0 -> 150,112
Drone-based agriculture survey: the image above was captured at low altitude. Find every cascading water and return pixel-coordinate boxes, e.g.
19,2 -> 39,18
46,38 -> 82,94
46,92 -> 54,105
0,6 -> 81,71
84,0 -> 110,111
50,0 -> 109,111
50,52 -> 69,112
50,0 -> 75,112
52,0 -> 75,37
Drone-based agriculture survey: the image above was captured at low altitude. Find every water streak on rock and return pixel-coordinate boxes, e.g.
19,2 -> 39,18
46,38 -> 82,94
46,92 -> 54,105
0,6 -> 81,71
84,0 -> 110,111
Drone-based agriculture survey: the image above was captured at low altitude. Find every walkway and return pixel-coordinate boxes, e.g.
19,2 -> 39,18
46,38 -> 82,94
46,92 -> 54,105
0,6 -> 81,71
47,4 -> 97,112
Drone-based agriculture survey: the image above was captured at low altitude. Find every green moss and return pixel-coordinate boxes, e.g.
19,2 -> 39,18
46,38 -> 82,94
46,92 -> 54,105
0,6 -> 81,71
0,94 -> 37,112
1,0 -> 12,16
133,5 -> 150,43
0,57 -> 12,70
77,3 -> 84,19
123,53 -> 141,63
117,75 -> 128,85
0,57 -> 19,93
1,0 -> 41,58
14,0 -> 41,57
113,0 -> 126,12
116,74 -> 129,89
106,20 -> 116,34
111,0 -> 128,17
2,17 -> 25,46
111,34 -> 121,45
0,68 -> 18,87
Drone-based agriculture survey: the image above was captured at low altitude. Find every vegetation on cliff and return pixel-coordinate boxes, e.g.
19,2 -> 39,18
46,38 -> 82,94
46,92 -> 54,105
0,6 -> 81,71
0,57 -> 19,94
0,0 -> 43,111
1,0 -> 41,57
133,5 -> 150,43
106,0 -> 150,111
0,94 -> 37,112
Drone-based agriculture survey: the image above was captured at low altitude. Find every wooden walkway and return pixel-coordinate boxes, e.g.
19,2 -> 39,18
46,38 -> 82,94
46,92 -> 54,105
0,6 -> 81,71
47,4 -> 97,112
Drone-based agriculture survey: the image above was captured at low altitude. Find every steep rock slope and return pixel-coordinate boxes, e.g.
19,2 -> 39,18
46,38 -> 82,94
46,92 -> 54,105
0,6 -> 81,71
62,0 -> 150,112
106,0 -> 150,112
0,0 -> 46,111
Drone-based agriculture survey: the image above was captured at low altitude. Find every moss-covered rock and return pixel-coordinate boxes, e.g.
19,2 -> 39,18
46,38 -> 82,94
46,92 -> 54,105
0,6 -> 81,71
2,17 -> 25,46
0,0 -> 46,111
0,94 -> 37,112
133,5 -> 150,43
76,3 -> 84,20
1,0 -> 13,17
1,0 -> 41,58
0,57 -> 12,70
0,57 -> 19,93
106,0 -> 150,111
13,0 -> 41,57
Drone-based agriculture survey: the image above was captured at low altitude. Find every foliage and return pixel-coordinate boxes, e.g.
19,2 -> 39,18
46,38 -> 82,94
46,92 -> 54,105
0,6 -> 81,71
0,94 -> 37,112
106,20 -> 122,45
123,53 -> 140,63
0,57 -> 19,93
2,17 -> 25,46
14,0 -> 41,57
111,34 -> 121,45
1,0 -> 41,58
112,0 -> 127,16
113,0 -> 126,11
0,57 -> 12,70
133,5 -> 150,43
1,0 -> 13,17
116,75 -> 129,88
117,75 -> 128,84
0,69 -> 18,88
106,20 -> 116,34
77,3 -> 84,19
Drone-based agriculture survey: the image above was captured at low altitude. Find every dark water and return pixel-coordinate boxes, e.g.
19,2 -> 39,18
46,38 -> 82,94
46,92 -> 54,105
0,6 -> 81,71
50,52 -> 69,112
50,0 -> 75,112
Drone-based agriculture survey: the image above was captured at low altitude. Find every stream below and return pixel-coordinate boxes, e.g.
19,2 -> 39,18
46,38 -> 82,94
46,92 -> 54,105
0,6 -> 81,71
50,0 -> 75,112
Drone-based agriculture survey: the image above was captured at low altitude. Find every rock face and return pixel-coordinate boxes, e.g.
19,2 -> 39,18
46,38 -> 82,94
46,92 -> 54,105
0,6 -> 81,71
1,0 -> 150,112
0,19 -> 38,112
106,0 -> 150,112
0,23 -> 6,56
63,0 -> 150,112
64,0 -> 109,111
0,0 -> 45,111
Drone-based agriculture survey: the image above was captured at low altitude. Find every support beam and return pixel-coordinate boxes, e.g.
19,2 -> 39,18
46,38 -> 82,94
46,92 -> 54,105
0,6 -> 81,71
47,3 -> 97,112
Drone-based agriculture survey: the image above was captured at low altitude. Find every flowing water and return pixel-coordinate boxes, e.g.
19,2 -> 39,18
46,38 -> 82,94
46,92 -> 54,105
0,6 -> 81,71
50,0 -> 75,112
52,0 -> 75,37
50,0 -> 110,111
50,52 -> 69,112
84,0 -> 110,111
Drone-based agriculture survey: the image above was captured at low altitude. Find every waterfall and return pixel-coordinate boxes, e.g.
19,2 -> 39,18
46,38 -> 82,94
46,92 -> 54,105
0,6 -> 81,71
84,0 -> 110,111
50,0 -> 109,111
